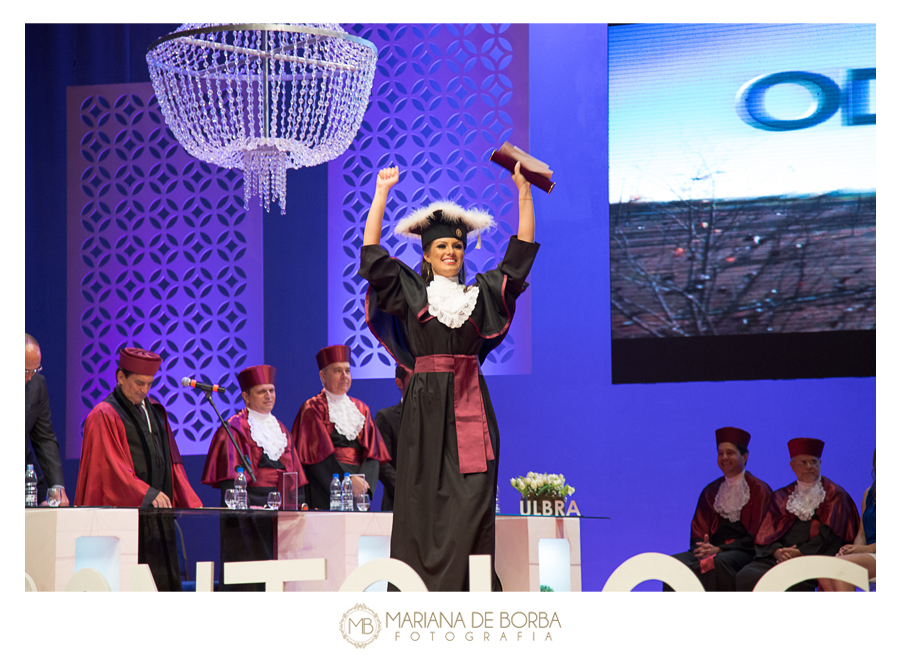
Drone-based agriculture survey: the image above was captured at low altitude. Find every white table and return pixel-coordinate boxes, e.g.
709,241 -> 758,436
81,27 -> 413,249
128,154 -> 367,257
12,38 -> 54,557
25,508 -> 139,592
24,509 -> 582,592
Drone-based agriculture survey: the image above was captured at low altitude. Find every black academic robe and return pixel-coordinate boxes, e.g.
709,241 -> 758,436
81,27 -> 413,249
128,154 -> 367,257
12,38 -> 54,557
374,401 -> 402,511
360,236 -> 539,591
291,392 -> 390,510
666,471 -> 773,591
201,409 -> 307,591
735,477 -> 859,591
76,386 -> 202,591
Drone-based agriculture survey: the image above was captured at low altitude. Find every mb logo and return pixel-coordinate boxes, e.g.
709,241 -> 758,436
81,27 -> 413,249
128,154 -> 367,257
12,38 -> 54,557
340,603 -> 382,648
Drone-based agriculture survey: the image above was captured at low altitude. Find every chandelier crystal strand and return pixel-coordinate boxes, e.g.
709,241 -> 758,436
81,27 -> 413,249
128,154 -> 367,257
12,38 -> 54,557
147,23 -> 378,214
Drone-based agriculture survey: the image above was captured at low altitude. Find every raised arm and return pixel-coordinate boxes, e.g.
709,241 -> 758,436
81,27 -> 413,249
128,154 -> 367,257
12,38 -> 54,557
363,166 -> 400,246
513,161 -> 534,243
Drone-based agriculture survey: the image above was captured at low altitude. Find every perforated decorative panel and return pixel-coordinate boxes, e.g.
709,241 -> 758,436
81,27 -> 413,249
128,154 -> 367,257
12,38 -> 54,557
327,24 -> 532,378
66,82 -> 264,458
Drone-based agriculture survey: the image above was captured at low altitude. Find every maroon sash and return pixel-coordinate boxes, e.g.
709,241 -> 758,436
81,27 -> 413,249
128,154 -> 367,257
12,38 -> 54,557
414,354 -> 494,474
334,445 -> 363,466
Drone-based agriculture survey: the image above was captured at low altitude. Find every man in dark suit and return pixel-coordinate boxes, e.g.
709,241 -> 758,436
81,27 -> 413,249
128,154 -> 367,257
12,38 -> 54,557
374,364 -> 409,511
25,333 -> 68,506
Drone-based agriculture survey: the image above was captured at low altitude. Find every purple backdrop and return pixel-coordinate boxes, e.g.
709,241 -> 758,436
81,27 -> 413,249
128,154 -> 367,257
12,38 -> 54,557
27,25 -> 876,593
327,23 -> 532,377
65,82 -> 264,458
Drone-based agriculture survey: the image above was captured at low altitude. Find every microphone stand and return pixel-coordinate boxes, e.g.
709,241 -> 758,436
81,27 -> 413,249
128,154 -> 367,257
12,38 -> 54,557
200,389 -> 257,483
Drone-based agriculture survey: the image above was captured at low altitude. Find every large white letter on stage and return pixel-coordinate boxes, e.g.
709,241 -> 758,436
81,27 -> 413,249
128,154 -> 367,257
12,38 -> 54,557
468,555 -> 493,592
338,558 -> 428,592
601,552 -> 704,592
224,558 -> 327,592
753,555 -> 869,592
63,568 -> 113,592
195,561 -> 215,592
128,564 -> 158,592
47,552 -> 871,593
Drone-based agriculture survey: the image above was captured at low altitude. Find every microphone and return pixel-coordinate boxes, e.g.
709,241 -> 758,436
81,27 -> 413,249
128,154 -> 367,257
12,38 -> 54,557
182,377 -> 224,394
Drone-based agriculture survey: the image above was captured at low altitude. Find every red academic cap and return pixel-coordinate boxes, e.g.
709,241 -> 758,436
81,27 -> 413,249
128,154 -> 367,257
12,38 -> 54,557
316,345 -> 351,371
237,365 -> 276,392
788,437 -> 825,459
119,347 -> 162,377
715,426 -> 751,448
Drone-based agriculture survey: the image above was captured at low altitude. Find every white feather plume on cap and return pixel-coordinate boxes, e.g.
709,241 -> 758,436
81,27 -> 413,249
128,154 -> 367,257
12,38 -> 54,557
393,200 -> 495,242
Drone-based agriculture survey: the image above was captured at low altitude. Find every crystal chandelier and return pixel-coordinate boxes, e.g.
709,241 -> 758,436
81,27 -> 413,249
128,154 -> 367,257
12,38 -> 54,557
147,23 -> 378,214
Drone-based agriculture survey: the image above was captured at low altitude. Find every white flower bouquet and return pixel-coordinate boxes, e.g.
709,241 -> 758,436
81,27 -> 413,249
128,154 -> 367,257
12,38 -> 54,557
510,472 -> 575,499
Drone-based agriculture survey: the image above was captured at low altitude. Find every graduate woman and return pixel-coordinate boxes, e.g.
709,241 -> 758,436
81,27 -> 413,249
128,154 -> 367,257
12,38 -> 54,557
359,162 -> 537,591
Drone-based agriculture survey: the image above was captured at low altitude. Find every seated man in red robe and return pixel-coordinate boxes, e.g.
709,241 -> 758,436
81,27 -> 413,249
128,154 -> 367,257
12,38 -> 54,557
202,364 -> 307,589
291,345 -> 392,510
202,364 -> 307,506
75,347 -> 202,591
735,437 -> 860,591
665,426 -> 773,591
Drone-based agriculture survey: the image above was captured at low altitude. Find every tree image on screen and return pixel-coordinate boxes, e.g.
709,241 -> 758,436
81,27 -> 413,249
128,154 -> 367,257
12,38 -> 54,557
609,169 -> 875,338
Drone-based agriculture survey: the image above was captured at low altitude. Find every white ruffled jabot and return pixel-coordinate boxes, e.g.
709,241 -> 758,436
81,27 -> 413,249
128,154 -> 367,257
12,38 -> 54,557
785,478 -> 826,521
324,389 -> 366,441
426,274 -> 479,329
246,409 -> 288,462
713,470 -> 751,522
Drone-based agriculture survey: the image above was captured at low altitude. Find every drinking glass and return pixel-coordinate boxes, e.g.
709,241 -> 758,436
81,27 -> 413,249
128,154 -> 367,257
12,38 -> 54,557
46,487 -> 63,508
354,493 -> 370,512
224,489 -> 236,509
266,492 -> 282,510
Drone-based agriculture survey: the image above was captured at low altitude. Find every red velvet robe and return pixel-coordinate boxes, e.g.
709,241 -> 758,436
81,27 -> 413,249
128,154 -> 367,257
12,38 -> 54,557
291,391 -> 391,466
754,476 -> 859,546
75,397 -> 202,508
690,471 -> 773,545
201,408 -> 308,489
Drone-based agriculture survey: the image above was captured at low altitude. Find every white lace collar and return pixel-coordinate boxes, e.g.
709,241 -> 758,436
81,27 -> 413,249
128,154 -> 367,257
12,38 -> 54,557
426,274 -> 479,329
323,389 -> 366,441
785,478 -> 826,521
246,408 -> 288,462
713,470 -> 751,522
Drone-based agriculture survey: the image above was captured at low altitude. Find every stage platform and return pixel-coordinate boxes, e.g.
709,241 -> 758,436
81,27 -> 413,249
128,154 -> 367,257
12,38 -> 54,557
24,508 -> 583,592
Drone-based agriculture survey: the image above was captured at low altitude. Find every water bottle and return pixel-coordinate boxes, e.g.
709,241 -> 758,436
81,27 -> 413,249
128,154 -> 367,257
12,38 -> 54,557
341,473 -> 353,511
26,464 -> 38,508
495,494 -> 501,515
234,467 -> 248,510
329,473 -> 342,511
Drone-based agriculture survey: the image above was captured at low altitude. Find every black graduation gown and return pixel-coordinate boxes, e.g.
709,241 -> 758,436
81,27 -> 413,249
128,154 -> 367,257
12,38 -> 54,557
359,236 -> 539,592
666,518 -> 756,591
216,452 -> 287,592
106,387 -> 182,592
374,401 -> 402,511
302,427 -> 381,511
735,519 -> 845,591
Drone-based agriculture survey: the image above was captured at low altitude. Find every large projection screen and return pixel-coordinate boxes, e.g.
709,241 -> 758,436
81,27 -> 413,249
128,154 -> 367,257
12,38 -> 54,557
608,24 -> 875,384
